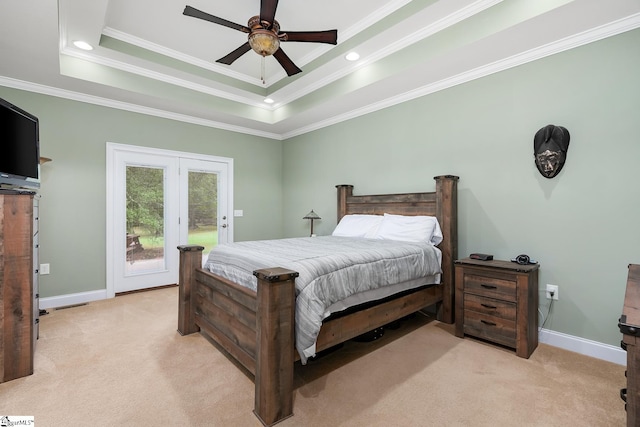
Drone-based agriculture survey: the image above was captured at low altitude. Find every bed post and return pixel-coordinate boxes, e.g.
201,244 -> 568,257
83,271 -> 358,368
177,245 -> 204,335
434,175 -> 459,324
336,184 -> 354,222
253,267 -> 299,427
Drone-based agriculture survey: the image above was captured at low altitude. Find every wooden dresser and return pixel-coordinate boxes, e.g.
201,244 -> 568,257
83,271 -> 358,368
0,190 -> 38,383
619,263 -> 640,426
455,258 -> 539,358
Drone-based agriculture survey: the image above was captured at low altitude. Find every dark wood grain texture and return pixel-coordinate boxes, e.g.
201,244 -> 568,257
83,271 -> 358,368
455,258 -> 539,358
620,264 -> 640,426
0,193 -> 35,383
254,268 -> 297,426
177,175 -> 459,425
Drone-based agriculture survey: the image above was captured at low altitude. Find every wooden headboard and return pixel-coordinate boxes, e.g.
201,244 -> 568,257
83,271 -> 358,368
335,175 -> 459,323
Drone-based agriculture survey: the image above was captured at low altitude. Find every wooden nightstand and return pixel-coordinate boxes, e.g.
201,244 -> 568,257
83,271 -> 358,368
455,258 -> 539,358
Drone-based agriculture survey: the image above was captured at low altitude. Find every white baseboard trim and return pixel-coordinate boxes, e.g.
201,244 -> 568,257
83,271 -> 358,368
539,328 -> 626,366
38,292 -> 627,366
40,290 -> 108,310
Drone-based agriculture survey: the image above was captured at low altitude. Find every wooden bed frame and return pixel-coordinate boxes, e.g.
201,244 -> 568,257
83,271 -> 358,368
177,175 -> 458,426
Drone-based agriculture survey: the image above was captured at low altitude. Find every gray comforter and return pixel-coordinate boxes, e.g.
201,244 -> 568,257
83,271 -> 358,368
203,236 -> 442,363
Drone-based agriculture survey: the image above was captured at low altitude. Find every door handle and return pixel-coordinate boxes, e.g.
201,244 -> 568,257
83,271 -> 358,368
221,224 -> 227,228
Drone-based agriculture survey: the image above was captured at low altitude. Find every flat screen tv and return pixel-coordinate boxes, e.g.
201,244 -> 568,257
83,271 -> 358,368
0,97 -> 40,190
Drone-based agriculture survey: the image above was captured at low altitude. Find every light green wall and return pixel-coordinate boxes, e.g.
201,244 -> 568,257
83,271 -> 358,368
283,28 -> 640,347
0,87 -> 284,298
1,28 -> 638,349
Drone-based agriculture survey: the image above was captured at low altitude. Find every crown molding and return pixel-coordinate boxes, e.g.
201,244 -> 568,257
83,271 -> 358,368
0,76 -> 282,140
60,47 -> 269,109
281,13 -> 640,139
270,0 -> 501,108
3,13 -> 639,141
101,27 -> 264,87
57,0 -> 499,116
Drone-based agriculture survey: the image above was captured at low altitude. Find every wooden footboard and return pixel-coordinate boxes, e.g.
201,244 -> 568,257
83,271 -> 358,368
178,245 -> 297,425
177,175 -> 458,426
178,248 -> 443,426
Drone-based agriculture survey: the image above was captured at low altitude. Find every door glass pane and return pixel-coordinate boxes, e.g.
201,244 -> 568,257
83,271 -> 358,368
187,171 -> 218,265
125,165 -> 165,274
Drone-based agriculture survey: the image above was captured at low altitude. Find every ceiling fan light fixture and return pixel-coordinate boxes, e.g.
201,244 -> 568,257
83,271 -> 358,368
183,7 -> 336,77
248,29 -> 280,56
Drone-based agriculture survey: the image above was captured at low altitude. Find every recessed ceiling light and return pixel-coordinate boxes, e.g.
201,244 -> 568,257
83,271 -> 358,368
345,52 -> 360,61
264,98 -> 274,104
73,40 -> 94,51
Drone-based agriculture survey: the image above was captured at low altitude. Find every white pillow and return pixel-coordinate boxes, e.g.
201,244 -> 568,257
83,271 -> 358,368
374,213 -> 443,245
332,214 -> 383,238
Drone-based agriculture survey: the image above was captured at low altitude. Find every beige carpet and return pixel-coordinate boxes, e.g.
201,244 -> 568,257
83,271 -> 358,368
0,287 -> 626,426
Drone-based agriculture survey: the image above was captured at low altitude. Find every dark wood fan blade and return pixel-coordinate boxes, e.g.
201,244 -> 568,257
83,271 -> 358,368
260,0 -> 279,27
216,42 -> 252,65
183,5 -> 250,33
273,48 -> 302,76
280,30 -> 337,44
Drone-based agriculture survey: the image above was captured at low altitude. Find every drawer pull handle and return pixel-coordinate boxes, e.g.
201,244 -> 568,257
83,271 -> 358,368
481,303 -> 497,309
481,320 -> 497,326
481,284 -> 497,289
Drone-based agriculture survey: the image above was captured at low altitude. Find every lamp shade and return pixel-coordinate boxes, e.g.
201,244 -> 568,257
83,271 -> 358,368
303,210 -> 321,220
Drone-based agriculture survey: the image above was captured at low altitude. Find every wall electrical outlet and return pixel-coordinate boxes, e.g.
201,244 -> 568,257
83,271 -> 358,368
40,263 -> 50,275
546,284 -> 558,300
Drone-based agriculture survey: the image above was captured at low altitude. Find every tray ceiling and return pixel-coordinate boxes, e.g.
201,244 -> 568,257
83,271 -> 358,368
1,0 -> 639,139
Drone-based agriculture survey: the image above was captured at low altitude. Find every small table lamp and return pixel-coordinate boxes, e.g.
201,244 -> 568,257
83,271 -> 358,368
303,210 -> 321,237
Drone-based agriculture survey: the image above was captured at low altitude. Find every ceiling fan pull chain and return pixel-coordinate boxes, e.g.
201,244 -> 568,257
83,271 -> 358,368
261,56 -> 266,85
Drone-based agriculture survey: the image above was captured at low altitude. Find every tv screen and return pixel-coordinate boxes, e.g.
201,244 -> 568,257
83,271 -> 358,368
0,97 -> 40,189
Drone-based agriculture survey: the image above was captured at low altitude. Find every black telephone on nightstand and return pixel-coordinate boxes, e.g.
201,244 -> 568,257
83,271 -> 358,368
511,254 -> 537,265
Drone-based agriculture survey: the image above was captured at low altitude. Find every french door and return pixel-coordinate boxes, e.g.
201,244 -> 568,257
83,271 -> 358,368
106,143 -> 233,296
179,158 -> 230,265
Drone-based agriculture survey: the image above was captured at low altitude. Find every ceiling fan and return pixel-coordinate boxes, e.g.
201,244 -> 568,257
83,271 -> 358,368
183,0 -> 338,77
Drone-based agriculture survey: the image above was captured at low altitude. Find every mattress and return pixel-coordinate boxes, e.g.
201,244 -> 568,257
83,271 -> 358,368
203,235 -> 442,363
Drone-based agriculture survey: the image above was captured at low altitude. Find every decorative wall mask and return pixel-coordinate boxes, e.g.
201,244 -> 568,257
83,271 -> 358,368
533,124 -> 570,178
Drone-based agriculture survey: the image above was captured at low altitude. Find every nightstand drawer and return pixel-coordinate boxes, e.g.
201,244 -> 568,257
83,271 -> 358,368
455,259 -> 539,358
463,294 -> 516,321
463,311 -> 516,348
464,273 -> 516,302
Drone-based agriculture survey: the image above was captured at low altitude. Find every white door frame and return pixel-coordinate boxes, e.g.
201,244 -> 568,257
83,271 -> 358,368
111,150 -> 180,294
179,157 -> 233,262
179,157 -> 230,255
106,142 -> 234,298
